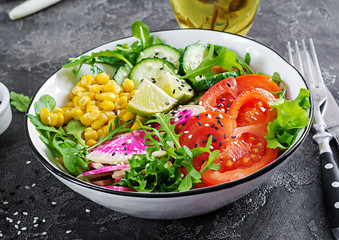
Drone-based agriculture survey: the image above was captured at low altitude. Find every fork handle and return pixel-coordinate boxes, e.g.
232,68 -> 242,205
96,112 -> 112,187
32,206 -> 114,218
320,151 -> 339,238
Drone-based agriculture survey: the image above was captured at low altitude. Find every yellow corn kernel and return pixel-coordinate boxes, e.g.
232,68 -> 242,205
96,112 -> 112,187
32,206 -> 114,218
84,128 -> 99,141
80,113 -> 93,127
40,108 -> 51,126
95,92 -> 117,102
128,89 -> 138,100
102,83 -> 115,92
107,81 -> 122,94
116,96 -> 128,109
95,72 -> 110,85
91,113 -> 108,130
104,111 -> 116,120
52,107 -> 64,114
63,109 -> 73,124
131,121 -> 140,131
101,124 -> 110,136
70,108 -> 84,120
89,84 -> 104,93
83,91 -> 95,99
72,96 -> 81,107
117,109 -> 128,118
122,79 -> 134,92
135,115 -> 146,124
55,113 -> 64,127
86,139 -> 97,147
119,92 -> 129,98
64,101 -> 74,108
107,117 -> 117,129
121,111 -> 135,122
81,74 -> 94,89
68,91 -> 75,100
87,104 -> 99,112
88,109 -> 101,121
72,86 -> 86,96
79,96 -> 91,107
101,100 -> 115,111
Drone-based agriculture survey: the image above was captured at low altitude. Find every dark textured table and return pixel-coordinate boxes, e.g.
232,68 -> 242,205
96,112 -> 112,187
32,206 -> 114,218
1,0 -> 338,239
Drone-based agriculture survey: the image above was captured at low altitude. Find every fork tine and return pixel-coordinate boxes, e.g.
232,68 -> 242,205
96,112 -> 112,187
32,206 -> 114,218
287,41 -> 294,66
302,39 -> 316,88
294,40 -> 305,76
309,38 -> 323,88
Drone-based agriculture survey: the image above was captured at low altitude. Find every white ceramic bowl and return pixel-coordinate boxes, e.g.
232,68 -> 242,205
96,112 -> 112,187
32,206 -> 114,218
0,82 -> 12,135
26,29 -> 312,219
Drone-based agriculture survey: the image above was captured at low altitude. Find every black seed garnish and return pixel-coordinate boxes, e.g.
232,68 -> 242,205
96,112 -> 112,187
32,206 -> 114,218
122,142 -> 127,145
173,89 -> 176,94
227,83 -> 231,87
112,152 -> 116,156
206,133 -> 211,137
205,113 -> 209,116
183,109 -> 188,113
199,75 -> 202,78
224,134 -> 227,139
218,120 -> 224,127
178,86 -> 183,91
140,79 -> 144,82
162,57 -> 167,60
160,67 -> 164,70
178,115 -> 182,118
231,135 -> 236,138
155,52 -> 159,55
216,116 -> 220,119
181,84 -> 185,88
219,141 -> 222,146
211,124 -> 215,128
212,135 -> 216,139
124,147 -> 127,150
125,152 -> 128,155
165,102 -> 170,105
184,114 -> 189,118
188,88 -> 193,92
212,139 -> 217,142
152,79 -> 156,83
176,78 -> 180,82
99,90 -> 102,93
227,103 -> 231,108
220,98 -> 225,101
195,143 -> 198,148
214,127 -> 219,130
202,140 -> 207,143
197,122 -> 202,126
202,160 -> 206,164
196,115 -> 200,120
217,103 -> 222,107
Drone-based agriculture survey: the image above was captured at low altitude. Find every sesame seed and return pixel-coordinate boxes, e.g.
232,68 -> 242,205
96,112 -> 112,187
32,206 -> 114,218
188,134 -> 192,139
34,224 -> 39,227
66,230 -> 72,234
219,114 -> 223,118
21,227 -> 27,231
207,114 -> 211,119
6,217 -> 13,223
85,209 -> 90,213
210,146 -> 214,149
52,202 -> 57,205
13,212 -> 18,216
184,131 -> 189,134
26,161 -> 31,164
15,225 -> 19,229
204,124 -> 209,127
22,212 -> 28,216
41,232 -> 47,236
17,231 -> 21,235
42,219 -> 46,223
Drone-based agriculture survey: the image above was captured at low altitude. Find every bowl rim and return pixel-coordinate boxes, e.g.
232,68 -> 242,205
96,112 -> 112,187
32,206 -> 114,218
25,28 -> 313,198
0,82 -> 10,116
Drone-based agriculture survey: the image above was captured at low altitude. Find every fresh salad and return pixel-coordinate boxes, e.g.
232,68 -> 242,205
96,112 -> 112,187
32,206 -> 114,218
28,21 -> 310,192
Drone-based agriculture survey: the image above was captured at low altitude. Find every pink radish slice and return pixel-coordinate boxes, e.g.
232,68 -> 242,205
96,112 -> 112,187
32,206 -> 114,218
77,164 -> 130,181
88,162 -> 105,170
114,177 -> 123,183
102,185 -> 136,192
170,105 -> 205,127
91,178 -> 114,186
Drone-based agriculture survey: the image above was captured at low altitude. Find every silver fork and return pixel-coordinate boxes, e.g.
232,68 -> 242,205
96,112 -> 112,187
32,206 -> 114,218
287,39 -> 339,239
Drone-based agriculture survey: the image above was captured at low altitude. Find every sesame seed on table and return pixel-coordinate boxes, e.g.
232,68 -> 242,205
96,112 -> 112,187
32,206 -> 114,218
0,0 -> 338,239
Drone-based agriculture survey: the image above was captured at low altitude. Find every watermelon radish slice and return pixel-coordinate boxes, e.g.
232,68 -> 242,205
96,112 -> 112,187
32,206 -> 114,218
170,105 -> 205,130
77,164 -> 130,181
102,185 -> 136,192
86,130 -> 147,165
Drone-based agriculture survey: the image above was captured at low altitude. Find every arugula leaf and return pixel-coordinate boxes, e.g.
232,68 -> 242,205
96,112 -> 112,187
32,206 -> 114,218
131,20 -> 153,50
10,91 -> 32,112
265,88 -> 310,150
34,94 -> 56,117
245,52 -> 251,65
271,72 -> 287,98
64,119 -> 86,147
181,45 -> 244,79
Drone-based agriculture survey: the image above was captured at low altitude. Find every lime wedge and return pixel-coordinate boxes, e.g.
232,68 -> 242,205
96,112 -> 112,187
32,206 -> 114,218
157,72 -> 194,104
127,79 -> 178,116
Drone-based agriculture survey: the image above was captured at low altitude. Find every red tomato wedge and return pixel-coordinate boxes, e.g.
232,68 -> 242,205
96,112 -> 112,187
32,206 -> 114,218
235,74 -> 281,97
201,124 -> 278,186
227,87 -> 277,127
199,77 -> 238,113
179,111 -> 236,171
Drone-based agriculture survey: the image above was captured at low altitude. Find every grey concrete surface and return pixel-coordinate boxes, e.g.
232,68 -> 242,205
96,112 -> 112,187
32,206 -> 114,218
0,0 -> 338,239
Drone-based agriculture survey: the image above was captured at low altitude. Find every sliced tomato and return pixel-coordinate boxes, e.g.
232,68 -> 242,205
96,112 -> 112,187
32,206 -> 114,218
201,124 -> 278,186
199,77 -> 238,113
179,111 -> 236,171
235,74 -> 281,96
227,87 -> 277,127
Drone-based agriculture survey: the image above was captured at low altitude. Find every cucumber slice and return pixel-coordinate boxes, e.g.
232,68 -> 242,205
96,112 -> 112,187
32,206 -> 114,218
113,64 -> 131,85
129,58 -> 177,88
137,44 -> 181,69
192,71 -> 240,92
180,43 -> 209,78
